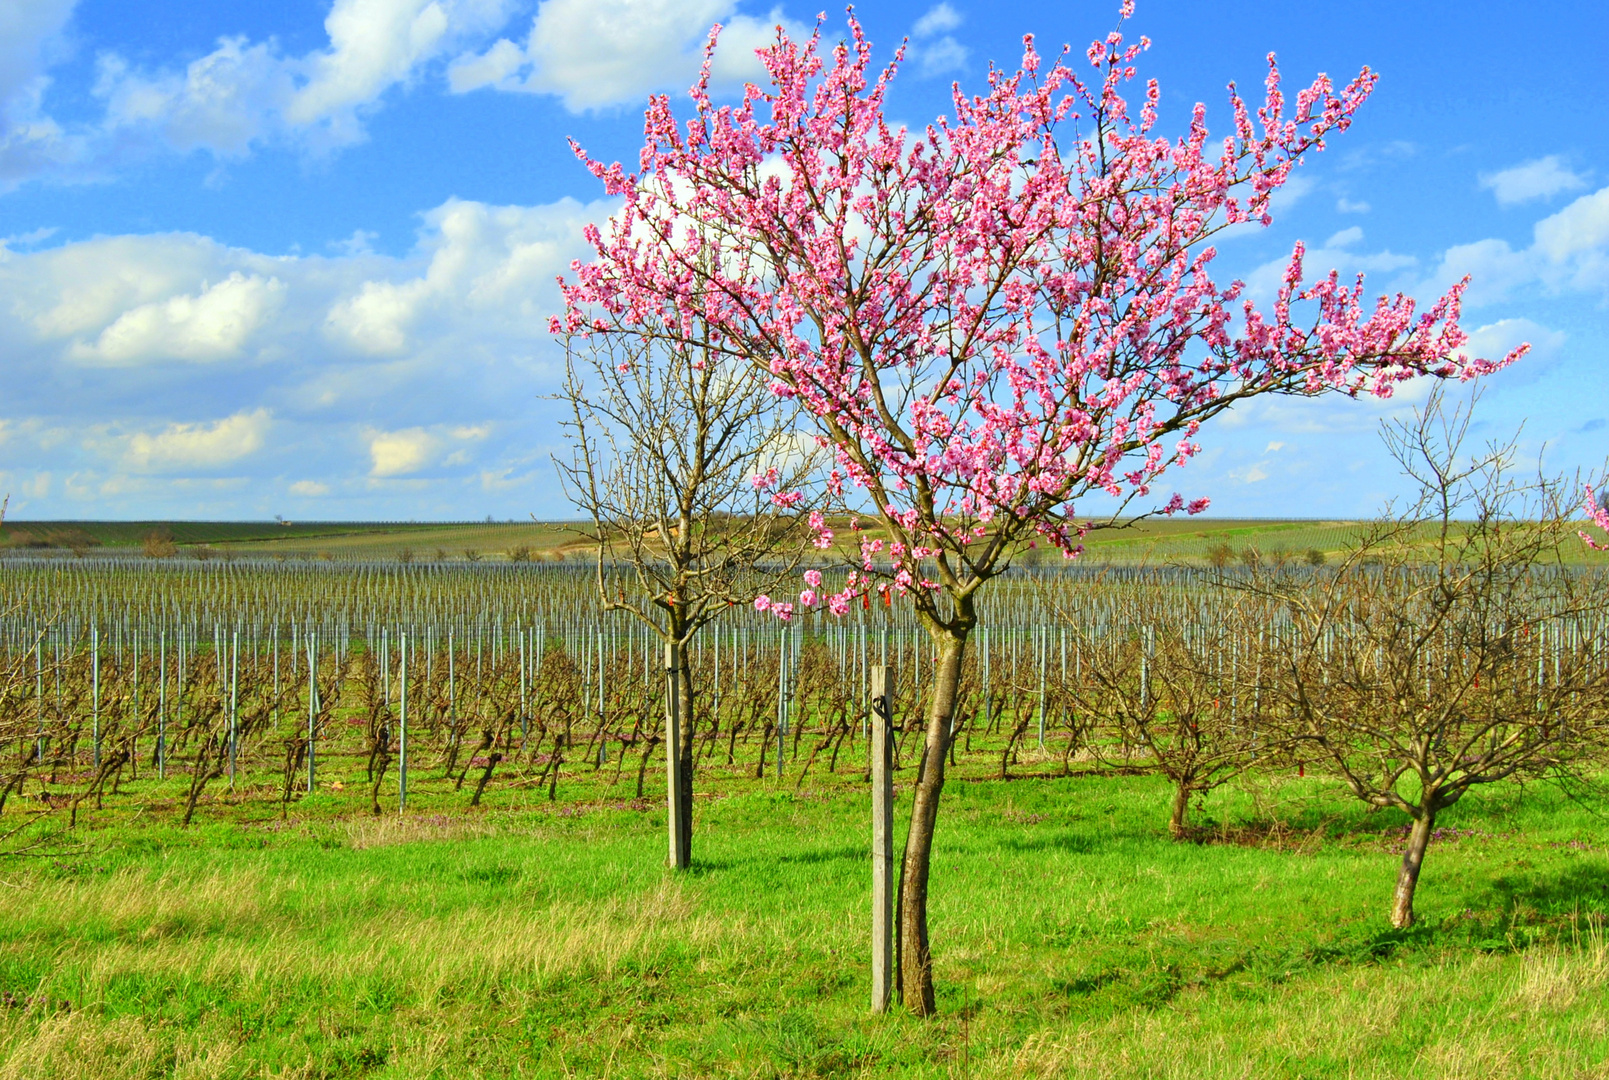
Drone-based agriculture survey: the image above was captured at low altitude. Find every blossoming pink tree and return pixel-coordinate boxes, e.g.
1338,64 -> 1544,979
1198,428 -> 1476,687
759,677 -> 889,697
1580,489 -> 1609,548
557,8 -> 1521,1013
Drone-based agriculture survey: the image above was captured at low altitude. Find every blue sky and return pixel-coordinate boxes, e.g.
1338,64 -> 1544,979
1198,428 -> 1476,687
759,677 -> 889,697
0,0 -> 1604,521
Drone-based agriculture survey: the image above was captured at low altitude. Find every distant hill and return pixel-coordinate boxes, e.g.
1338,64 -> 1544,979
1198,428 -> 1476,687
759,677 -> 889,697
0,520 -> 589,561
3,517 -> 1605,566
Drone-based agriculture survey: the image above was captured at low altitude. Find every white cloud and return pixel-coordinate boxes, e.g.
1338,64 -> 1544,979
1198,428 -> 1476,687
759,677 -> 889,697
912,4 -> 962,37
914,36 -> 968,78
324,195 -> 612,354
1324,226 -> 1363,248
364,421 -> 490,476
95,0 -> 518,156
1426,185 -> 1609,304
0,192 -> 604,514
1454,317 -> 1566,385
1479,155 -> 1588,206
1336,197 -> 1370,214
325,277 -> 419,354
1533,185 -> 1609,262
289,479 -> 330,496
908,3 -> 967,76
1428,237 -> 1536,307
1271,172 -> 1316,213
18,234 -> 236,339
122,409 -> 271,471
446,36 -> 524,93
0,0 -> 75,106
0,0 -> 80,189
368,426 -> 438,476
68,272 -> 285,364
448,0 -> 806,111
2,225 -> 56,249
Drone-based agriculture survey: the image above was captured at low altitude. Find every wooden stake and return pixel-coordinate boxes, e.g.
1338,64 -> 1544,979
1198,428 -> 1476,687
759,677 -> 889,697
871,663 -> 894,1013
665,642 -> 689,870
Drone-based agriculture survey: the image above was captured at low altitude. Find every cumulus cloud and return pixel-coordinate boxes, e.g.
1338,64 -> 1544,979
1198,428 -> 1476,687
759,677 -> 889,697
1427,184 -> 1609,303
908,3 -> 967,78
324,195 -> 612,354
1479,155 -> 1589,206
289,479 -> 330,496
1324,226 -> 1363,248
366,422 -> 490,476
1429,237 -> 1537,307
367,426 -> 437,476
1533,185 -> 1609,263
1453,317 -> 1567,385
94,0 -> 518,156
0,0 -> 82,189
448,0 -> 807,111
68,272 -> 285,364
6,0 -> 808,181
911,3 -> 962,37
0,192 -> 601,514
122,409 -> 271,471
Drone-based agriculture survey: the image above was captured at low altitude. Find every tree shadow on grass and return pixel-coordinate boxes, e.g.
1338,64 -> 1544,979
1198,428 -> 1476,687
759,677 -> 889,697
1048,920 -> 1445,1021
992,830 -> 1101,857
1046,864 -> 1609,1022
1453,860 -> 1609,948
690,843 -> 865,876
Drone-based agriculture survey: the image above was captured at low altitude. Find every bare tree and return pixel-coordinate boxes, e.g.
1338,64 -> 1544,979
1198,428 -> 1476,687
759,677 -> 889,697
1259,390 -> 1609,927
556,326 -> 821,868
1073,583 -> 1288,840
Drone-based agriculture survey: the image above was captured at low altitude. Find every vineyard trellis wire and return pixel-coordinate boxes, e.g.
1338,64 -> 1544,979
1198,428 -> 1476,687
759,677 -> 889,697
0,556 -> 1603,847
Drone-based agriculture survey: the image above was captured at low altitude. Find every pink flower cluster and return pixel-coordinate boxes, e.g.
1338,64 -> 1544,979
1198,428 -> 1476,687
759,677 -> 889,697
557,5 -> 1519,620
1581,488 -> 1609,550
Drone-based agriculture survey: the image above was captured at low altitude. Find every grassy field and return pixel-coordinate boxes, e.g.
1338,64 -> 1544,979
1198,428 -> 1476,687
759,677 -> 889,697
0,748 -> 1605,1079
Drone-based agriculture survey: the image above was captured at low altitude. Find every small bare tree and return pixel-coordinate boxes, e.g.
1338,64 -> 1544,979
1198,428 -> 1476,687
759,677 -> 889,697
556,326 -> 820,868
1261,390 -> 1609,927
1074,583 -> 1287,839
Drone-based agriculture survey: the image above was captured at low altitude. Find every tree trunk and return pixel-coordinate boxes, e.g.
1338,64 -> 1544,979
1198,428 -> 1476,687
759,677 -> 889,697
1168,775 -> 1193,841
1391,809 -> 1435,928
664,636 -> 694,870
898,630 -> 966,1017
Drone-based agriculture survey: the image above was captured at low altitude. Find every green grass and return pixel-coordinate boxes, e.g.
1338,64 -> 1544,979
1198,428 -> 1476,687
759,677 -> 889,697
0,756 -> 1605,1078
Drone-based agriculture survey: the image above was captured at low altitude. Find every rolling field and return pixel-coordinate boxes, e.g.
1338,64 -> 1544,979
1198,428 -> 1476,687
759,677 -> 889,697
0,521 -> 586,562
8,517 -> 1609,566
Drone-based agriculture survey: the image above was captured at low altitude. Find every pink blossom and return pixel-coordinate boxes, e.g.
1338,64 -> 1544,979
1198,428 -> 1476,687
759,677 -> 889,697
753,595 -> 771,612
1582,488 -> 1609,549
558,7 -> 1512,619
